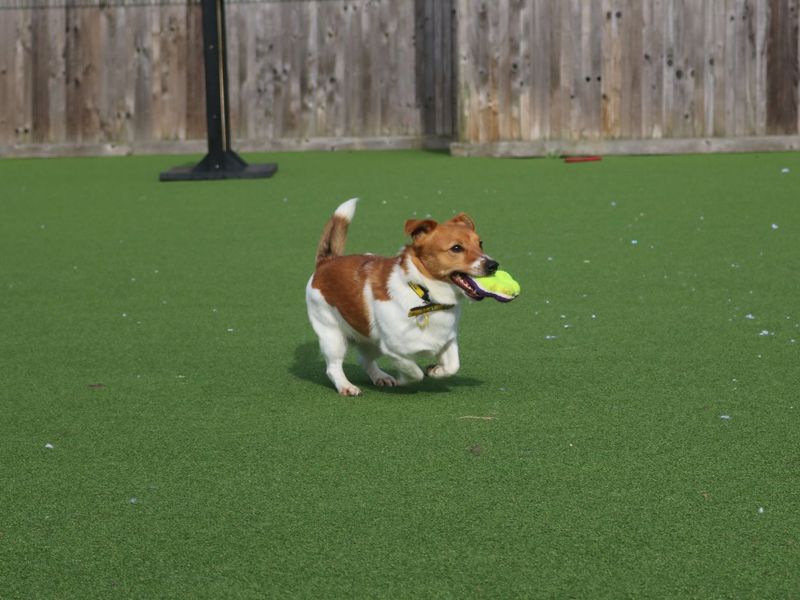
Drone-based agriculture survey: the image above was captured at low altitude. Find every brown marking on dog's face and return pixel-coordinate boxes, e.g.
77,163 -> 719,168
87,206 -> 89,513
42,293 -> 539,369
404,213 -> 491,281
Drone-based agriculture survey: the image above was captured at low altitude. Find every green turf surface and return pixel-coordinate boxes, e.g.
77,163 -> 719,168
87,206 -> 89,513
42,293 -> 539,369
1,150 -> 799,598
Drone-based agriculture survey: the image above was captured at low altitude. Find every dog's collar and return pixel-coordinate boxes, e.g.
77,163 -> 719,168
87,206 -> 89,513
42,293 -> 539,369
407,282 -> 455,318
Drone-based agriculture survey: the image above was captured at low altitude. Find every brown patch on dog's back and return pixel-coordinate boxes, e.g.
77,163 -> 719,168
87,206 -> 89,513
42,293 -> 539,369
312,254 -> 400,336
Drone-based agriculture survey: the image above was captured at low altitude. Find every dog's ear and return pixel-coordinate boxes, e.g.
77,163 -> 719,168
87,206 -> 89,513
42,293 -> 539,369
405,219 -> 438,240
447,213 -> 476,230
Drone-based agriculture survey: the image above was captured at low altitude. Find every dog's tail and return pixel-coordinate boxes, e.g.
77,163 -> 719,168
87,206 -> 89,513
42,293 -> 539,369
315,198 -> 358,266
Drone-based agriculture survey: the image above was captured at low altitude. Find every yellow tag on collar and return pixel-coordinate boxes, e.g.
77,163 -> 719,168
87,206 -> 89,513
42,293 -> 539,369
407,282 -> 455,318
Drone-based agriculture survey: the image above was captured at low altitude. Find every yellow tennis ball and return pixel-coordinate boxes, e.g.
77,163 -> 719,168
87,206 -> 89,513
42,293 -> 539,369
472,270 -> 520,302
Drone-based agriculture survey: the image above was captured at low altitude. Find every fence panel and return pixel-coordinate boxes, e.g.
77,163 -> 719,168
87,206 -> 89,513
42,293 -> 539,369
0,0 -> 456,152
455,0 -> 800,153
1,0 -> 798,155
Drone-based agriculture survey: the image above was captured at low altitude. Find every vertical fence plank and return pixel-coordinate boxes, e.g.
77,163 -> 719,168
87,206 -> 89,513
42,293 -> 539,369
315,1 -> 333,136
547,0 -> 562,139
559,0 -> 576,140
184,4 -> 204,140
0,16 -> 11,142
622,0 -> 643,138
31,7 -> 50,143
642,0 -> 664,138
602,0 -> 621,138
754,0 -> 769,134
519,0 -> 532,139
14,8 -> 34,144
767,0 -> 799,133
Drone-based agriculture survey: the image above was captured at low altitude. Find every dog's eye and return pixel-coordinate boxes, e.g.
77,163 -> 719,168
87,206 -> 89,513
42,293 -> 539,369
450,244 -> 464,253
479,240 -> 484,249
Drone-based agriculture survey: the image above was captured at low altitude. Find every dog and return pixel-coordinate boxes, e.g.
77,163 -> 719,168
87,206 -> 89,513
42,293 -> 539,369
305,198 -> 499,396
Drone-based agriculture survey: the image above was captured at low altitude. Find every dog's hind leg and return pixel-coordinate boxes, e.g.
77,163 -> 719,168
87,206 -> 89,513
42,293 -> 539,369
357,345 -> 397,388
308,313 -> 361,396
307,286 -> 361,396
317,331 -> 361,396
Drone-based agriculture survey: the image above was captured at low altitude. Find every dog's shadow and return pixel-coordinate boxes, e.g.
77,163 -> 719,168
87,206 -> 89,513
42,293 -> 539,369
290,341 -> 483,395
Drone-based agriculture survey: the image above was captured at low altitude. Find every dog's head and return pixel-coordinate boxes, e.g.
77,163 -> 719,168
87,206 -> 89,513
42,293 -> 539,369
404,213 -> 498,300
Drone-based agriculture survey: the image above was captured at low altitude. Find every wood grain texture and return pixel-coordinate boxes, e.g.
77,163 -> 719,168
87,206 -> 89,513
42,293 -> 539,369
2,0 -> 799,155
456,0 -> 799,144
0,0 -> 455,149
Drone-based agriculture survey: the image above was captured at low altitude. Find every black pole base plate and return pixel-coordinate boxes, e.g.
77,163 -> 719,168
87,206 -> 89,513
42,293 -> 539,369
160,151 -> 277,182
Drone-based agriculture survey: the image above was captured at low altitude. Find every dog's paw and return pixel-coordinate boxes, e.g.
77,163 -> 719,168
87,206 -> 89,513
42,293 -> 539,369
373,375 -> 398,387
338,385 -> 362,397
426,365 -> 452,379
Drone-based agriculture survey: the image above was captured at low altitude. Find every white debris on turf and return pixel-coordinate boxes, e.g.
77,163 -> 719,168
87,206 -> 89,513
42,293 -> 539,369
781,168 -> 790,173
758,506 -> 765,514
44,443 -> 54,449
759,330 -> 771,336
720,415 -> 732,420
745,313 -> 755,320
544,335 -> 557,340
771,223 -> 779,230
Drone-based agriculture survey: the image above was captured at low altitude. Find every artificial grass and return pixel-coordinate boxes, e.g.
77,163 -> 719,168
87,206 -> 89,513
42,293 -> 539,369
1,150 -> 799,598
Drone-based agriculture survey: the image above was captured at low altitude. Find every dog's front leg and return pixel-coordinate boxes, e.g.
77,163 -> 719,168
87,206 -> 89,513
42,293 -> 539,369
357,345 -> 398,388
426,339 -> 460,379
385,355 -> 425,386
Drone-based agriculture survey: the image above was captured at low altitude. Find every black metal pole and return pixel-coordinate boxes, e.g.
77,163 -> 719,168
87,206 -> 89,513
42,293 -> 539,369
160,0 -> 277,181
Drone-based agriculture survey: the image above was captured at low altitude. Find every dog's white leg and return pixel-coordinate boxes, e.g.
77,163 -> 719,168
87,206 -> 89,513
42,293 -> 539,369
426,339 -> 460,379
307,287 -> 361,396
385,355 -> 425,386
316,329 -> 361,397
357,346 -> 397,388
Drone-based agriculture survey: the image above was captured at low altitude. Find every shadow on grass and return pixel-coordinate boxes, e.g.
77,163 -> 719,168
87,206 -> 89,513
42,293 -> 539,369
291,341 -> 483,396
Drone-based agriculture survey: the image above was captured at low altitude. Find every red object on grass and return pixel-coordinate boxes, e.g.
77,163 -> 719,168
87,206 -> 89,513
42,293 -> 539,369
563,156 -> 602,163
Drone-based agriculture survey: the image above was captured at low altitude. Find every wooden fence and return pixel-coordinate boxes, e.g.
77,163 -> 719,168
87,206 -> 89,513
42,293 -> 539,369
1,0 -> 799,157
453,0 -> 800,156
0,0 -> 456,154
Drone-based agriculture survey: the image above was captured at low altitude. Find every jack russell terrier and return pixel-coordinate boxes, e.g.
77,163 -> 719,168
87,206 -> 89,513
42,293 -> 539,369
306,198 -> 498,396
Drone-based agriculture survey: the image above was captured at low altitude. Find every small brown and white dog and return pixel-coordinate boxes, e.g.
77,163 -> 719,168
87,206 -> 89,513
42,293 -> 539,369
306,198 -> 499,395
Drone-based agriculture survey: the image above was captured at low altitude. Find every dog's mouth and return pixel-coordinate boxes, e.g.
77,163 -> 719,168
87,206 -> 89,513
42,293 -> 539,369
450,272 -> 484,301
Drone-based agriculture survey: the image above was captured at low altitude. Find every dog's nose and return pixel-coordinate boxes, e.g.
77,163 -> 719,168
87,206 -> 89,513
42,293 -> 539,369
485,259 -> 499,274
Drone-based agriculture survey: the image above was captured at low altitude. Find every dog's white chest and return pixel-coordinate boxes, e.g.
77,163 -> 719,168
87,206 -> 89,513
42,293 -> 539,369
370,283 -> 460,357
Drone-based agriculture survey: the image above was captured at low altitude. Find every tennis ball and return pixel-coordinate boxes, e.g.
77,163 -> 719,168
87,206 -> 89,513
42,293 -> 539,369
472,270 -> 520,302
